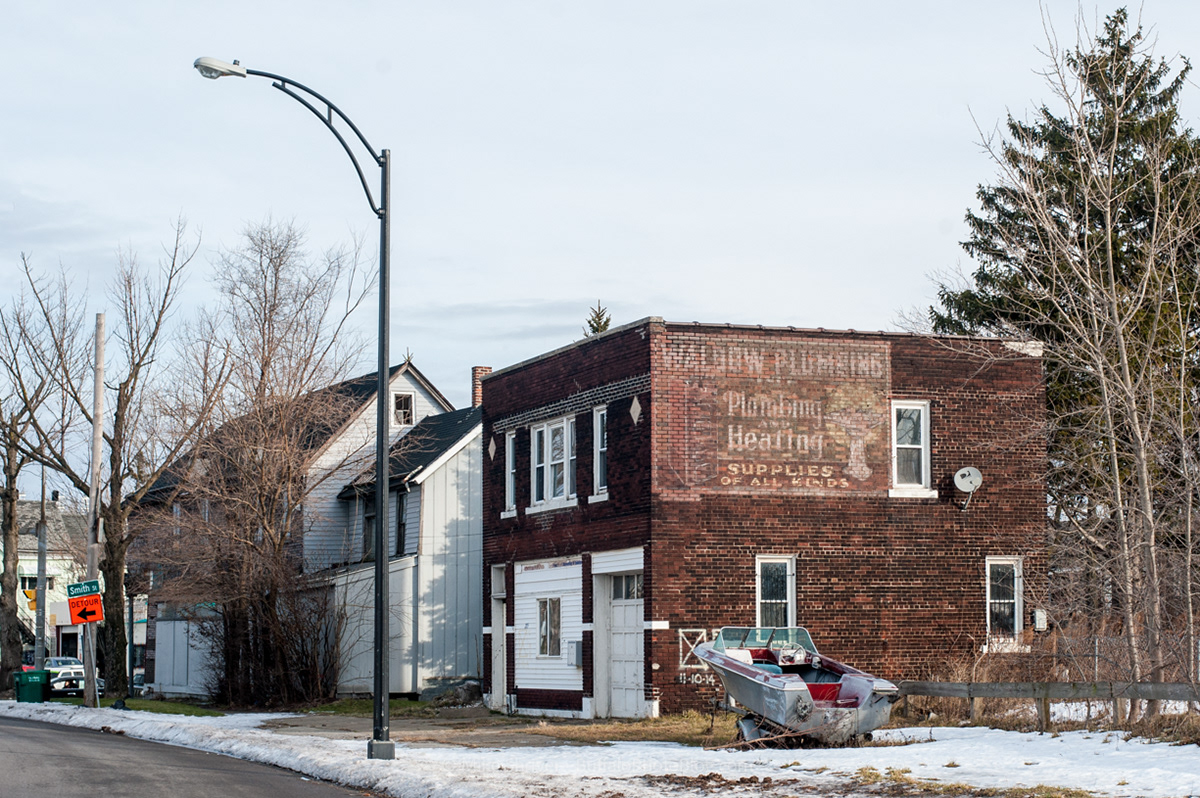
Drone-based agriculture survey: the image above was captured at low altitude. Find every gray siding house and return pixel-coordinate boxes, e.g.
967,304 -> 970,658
332,405 -> 483,698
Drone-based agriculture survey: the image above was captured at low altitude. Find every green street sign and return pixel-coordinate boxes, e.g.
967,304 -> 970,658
67,579 -> 100,598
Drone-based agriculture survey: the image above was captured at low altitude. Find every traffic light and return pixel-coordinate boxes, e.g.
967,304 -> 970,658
22,589 -> 36,610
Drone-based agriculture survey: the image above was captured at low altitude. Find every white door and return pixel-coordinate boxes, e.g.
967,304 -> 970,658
609,575 -> 644,717
489,597 -> 507,711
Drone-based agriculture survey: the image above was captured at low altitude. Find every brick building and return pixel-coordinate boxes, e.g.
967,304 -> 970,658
480,318 -> 1045,718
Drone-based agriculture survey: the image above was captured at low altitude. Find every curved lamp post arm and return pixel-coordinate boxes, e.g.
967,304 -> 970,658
194,57 -> 385,218
194,55 -> 394,762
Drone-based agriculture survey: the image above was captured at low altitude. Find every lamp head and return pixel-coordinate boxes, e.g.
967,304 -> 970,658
194,57 -> 247,79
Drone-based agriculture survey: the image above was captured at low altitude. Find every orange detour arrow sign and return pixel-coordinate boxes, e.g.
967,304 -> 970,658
68,593 -> 104,625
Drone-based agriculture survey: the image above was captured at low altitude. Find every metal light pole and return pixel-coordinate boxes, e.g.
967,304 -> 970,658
194,57 -> 394,760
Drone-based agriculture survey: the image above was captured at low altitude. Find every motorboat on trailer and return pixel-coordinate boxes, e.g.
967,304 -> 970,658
695,626 -> 899,745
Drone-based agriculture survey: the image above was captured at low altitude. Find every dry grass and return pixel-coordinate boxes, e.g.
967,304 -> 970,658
310,697 -> 436,718
1126,709 -> 1200,746
850,766 -> 1098,798
522,709 -> 740,747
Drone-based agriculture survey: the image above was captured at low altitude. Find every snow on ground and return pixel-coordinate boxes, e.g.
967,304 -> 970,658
2,701 -> 1198,797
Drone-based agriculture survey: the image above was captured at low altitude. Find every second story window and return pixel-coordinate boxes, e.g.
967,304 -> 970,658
392,392 -> 414,427
593,406 -> 608,495
530,417 -> 577,509
890,400 -> 934,497
504,431 -> 516,511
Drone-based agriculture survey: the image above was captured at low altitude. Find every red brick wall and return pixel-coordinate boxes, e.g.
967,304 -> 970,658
647,325 -> 1046,712
482,320 -> 1046,715
481,323 -> 656,701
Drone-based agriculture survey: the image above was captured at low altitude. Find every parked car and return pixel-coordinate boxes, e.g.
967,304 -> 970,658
45,657 -> 103,696
45,656 -> 85,695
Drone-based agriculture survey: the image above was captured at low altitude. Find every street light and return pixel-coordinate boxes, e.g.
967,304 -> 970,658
194,56 -> 394,761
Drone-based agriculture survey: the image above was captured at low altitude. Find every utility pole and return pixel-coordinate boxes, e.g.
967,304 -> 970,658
83,313 -> 104,708
34,466 -> 46,669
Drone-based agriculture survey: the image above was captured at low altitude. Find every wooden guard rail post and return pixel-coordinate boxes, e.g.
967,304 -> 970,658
896,681 -> 1200,733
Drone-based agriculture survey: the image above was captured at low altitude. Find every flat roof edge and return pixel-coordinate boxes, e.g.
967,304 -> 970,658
484,316 -> 662,380
484,317 -> 1040,380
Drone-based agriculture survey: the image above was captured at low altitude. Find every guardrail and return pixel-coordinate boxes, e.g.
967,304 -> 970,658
895,681 -> 1200,731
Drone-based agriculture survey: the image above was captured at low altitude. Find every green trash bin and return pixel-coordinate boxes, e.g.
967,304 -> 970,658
13,670 -> 48,703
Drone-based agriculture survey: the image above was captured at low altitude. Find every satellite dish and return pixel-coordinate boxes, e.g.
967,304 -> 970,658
954,467 -> 983,493
955,468 -> 984,492
954,467 -> 983,510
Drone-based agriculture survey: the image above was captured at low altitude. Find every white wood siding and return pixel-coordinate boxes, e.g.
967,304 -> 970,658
591,547 -> 644,575
303,370 -> 448,571
514,559 -> 583,692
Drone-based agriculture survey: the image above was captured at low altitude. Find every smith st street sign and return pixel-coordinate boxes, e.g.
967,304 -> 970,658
67,580 -> 100,598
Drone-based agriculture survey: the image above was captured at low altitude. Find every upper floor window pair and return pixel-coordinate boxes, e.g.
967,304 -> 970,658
505,406 -> 607,512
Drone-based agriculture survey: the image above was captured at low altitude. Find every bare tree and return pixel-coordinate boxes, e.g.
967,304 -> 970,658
12,221 -> 227,696
136,219 -> 373,704
0,292 -> 48,688
932,11 -> 1200,712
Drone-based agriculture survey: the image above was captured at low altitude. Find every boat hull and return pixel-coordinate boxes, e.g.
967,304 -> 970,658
696,632 -> 897,745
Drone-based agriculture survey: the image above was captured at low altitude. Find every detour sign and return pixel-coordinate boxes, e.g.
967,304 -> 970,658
68,593 -> 104,625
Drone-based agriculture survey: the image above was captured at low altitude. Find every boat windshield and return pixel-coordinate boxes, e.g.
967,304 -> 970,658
712,627 -> 816,653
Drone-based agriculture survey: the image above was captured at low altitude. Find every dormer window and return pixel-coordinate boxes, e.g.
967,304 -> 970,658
393,392 -> 414,427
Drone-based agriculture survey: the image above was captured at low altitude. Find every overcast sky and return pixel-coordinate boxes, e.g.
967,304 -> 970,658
5,2 -> 1200,409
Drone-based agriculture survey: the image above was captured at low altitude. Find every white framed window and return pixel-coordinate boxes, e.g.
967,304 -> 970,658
504,431 -> 517,513
392,392 -> 414,427
593,406 -> 608,497
172,503 -> 182,536
529,416 -> 577,512
889,400 -> 935,498
986,556 -> 1023,640
537,597 -> 561,656
567,418 -> 577,497
756,556 -> 796,627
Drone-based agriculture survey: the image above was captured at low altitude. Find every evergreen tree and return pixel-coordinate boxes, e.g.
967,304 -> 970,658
583,301 -> 612,337
931,9 -> 1200,697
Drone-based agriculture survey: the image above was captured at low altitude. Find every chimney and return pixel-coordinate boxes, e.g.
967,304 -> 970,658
471,366 -> 492,408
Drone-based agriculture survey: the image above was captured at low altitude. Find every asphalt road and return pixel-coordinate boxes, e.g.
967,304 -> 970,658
0,715 -> 376,798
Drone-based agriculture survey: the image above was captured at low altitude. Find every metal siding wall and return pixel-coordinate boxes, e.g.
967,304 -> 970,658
332,559 -> 416,695
302,371 -> 449,571
418,435 -> 483,686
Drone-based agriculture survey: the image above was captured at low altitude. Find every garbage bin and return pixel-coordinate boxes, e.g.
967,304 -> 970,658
13,670 -> 48,703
